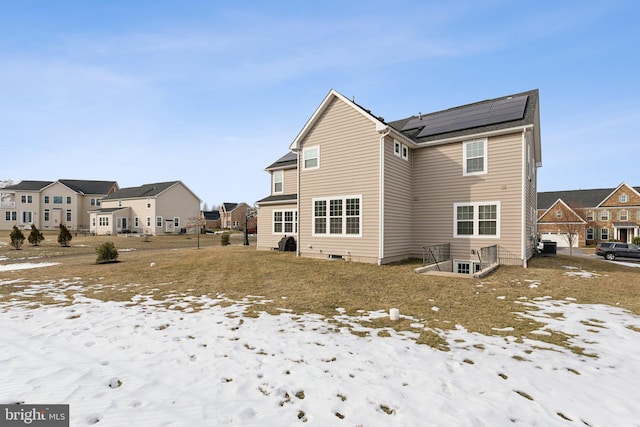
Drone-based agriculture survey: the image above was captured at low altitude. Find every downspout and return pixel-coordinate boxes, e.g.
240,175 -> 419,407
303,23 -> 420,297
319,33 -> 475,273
521,128 -> 530,268
378,127 -> 391,265
295,148 -> 301,257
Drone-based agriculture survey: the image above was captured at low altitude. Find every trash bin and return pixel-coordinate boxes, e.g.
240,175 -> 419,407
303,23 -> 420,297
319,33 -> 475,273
542,241 -> 557,256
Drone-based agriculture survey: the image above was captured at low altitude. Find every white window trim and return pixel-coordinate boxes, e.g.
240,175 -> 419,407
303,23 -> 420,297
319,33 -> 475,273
454,201 -> 501,238
601,228 -> 609,240
463,138 -> 488,176
401,144 -> 409,160
272,209 -> 297,234
454,260 -> 481,275
312,195 -> 362,238
273,170 -> 284,194
393,140 -> 401,157
302,146 -> 320,171
20,210 -> 33,224
156,216 -> 163,227
600,211 -> 610,221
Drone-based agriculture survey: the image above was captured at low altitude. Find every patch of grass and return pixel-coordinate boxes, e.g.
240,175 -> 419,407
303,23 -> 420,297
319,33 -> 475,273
1,236 -> 639,352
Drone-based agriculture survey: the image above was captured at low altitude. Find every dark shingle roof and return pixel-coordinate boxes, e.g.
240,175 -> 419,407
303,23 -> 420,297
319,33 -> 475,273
537,187 -> 640,210
256,194 -> 298,204
203,211 -> 220,220
389,89 -> 539,144
4,180 -> 53,191
222,202 -> 238,212
265,152 -> 297,170
89,207 -> 129,214
58,180 -> 117,195
103,181 -> 179,200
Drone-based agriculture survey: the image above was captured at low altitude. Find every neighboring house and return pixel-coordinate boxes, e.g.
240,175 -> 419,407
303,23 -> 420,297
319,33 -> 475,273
0,179 -> 118,231
257,89 -> 542,270
220,202 -> 255,231
537,182 -> 640,247
89,181 -> 201,236
202,210 -> 221,230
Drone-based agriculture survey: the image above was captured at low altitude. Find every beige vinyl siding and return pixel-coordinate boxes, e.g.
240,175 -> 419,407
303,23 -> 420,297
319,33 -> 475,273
284,168 -> 297,195
382,136 -> 413,262
298,97 -> 381,263
412,132 -> 524,263
155,183 -> 201,234
256,201 -> 297,250
41,183 -> 78,230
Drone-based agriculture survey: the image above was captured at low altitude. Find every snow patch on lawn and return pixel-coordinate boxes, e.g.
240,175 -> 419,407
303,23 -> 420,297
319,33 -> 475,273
0,281 -> 638,426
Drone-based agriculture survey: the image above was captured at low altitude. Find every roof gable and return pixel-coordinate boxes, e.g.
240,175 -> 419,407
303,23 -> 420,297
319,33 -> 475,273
538,199 -> 586,223
597,182 -> 640,208
289,89 -> 388,151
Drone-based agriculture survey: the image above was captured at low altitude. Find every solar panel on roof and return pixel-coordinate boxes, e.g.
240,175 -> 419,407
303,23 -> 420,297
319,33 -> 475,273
414,95 -> 528,138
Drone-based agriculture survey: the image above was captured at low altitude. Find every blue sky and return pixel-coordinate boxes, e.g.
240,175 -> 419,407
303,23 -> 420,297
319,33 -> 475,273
1,1 -> 638,207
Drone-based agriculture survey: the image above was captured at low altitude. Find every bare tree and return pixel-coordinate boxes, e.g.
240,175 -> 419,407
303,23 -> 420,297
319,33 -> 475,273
555,204 -> 586,256
186,214 -> 206,249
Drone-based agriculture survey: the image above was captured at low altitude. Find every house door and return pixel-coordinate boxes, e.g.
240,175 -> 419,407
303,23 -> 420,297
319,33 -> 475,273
619,228 -> 628,243
51,209 -> 62,229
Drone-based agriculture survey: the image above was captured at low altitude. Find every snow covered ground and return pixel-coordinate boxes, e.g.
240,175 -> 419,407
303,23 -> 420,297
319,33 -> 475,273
1,269 -> 639,426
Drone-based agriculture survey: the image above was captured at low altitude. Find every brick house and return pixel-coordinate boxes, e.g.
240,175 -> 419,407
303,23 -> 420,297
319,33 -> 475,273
537,182 -> 640,247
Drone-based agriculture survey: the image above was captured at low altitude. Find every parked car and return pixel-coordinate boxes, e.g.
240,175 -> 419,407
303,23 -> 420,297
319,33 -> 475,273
595,242 -> 640,260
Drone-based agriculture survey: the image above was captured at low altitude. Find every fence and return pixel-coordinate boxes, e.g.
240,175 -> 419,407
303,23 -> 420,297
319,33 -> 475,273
422,243 -> 450,267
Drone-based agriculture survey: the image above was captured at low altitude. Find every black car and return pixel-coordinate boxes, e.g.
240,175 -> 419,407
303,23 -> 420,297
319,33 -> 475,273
595,242 -> 640,260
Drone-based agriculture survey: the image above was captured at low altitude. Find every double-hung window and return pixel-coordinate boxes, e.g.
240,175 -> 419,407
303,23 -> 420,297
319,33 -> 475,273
463,139 -> 487,175
273,210 -> 297,234
273,170 -> 283,193
313,196 -> 361,237
303,146 -> 319,170
454,202 -> 500,238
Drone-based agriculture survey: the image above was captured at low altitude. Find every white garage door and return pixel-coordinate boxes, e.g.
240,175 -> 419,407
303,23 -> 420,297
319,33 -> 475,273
540,232 -> 574,248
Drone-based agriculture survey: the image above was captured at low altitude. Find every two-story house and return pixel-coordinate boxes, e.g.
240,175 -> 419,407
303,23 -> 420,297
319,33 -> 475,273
220,202 -> 256,231
89,181 -> 201,236
257,89 -> 542,270
0,179 -> 118,231
537,182 -> 640,247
